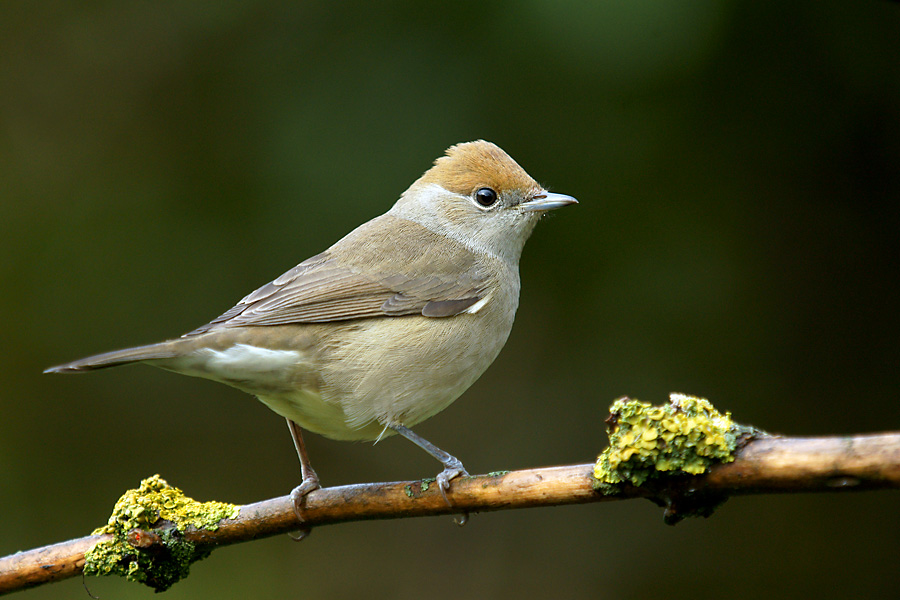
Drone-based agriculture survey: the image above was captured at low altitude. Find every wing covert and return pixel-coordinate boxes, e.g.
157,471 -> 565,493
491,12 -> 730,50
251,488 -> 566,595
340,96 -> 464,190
185,217 -> 491,335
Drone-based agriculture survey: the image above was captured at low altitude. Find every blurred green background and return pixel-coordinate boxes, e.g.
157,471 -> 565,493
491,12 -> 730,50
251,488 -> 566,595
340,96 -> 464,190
2,1 -> 899,598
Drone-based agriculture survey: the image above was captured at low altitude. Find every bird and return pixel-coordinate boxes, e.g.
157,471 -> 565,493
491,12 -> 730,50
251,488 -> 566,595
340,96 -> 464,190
46,140 -> 576,528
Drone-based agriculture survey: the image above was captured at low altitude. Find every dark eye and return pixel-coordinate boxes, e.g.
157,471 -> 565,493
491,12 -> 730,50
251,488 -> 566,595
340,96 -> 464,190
474,187 -> 498,207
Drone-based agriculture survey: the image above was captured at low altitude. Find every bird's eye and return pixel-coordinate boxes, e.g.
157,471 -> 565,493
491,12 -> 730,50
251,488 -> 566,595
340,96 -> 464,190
474,187 -> 498,208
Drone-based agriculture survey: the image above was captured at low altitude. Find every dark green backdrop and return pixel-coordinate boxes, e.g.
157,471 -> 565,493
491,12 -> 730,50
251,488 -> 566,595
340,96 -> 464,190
2,2 -> 898,598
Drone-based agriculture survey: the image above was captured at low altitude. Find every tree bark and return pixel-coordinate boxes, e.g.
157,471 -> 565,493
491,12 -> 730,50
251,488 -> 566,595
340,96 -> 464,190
1,431 -> 898,595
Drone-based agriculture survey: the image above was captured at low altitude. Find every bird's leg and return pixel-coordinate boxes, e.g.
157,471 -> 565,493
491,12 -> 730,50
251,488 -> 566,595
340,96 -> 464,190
390,424 -> 469,525
286,418 -> 320,540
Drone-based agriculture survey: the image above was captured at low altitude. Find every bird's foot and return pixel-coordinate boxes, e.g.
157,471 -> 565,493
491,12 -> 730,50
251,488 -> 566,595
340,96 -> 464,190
388,423 -> 470,526
288,475 -> 321,541
435,464 -> 467,499
435,460 -> 469,526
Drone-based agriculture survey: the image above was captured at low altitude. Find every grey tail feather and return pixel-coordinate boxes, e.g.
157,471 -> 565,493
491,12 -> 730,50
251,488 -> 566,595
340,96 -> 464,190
44,341 -> 181,373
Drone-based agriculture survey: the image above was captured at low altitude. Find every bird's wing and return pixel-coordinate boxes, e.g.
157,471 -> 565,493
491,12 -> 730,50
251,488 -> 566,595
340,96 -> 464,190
185,216 -> 491,335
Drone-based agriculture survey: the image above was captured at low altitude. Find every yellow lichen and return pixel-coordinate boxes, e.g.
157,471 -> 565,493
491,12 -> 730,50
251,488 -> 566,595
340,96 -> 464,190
84,475 -> 241,591
593,394 -> 742,492
92,474 -> 240,535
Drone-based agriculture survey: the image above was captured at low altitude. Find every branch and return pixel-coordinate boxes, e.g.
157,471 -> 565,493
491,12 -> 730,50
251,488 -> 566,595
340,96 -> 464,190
1,431 -> 898,595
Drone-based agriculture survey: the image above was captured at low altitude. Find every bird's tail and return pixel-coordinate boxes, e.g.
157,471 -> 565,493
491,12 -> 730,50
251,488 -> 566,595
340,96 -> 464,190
44,341 -> 182,373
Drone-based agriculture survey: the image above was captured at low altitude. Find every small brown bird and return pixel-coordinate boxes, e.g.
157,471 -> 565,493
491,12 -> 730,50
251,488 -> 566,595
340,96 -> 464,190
46,140 -> 576,524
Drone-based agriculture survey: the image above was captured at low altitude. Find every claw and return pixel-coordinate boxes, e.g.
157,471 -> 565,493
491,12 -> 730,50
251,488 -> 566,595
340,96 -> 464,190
289,477 -> 320,540
435,464 -> 468,505
288,527 -> 311,542
435,462 -> 469,526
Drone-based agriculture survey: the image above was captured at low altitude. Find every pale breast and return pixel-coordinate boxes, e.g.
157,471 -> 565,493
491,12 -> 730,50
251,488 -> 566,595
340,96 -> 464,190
312,263 -> 519,435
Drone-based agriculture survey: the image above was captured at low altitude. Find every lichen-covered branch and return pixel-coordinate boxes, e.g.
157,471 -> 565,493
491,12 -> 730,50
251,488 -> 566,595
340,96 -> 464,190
2,404 -> 898,595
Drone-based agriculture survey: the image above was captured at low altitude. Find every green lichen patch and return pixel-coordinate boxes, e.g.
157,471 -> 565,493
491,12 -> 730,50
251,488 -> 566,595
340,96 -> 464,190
593,394 -> 744,493
484,471 -> 510,478
84,475 -> 240,592
403,477 -> 438,499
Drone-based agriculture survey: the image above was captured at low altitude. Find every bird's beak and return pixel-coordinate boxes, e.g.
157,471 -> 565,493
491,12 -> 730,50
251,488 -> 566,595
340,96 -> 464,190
519,192 -> 578,212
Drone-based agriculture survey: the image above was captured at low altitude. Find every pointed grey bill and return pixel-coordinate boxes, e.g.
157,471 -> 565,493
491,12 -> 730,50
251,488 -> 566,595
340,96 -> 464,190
518,192 -> 578,212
